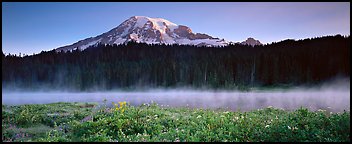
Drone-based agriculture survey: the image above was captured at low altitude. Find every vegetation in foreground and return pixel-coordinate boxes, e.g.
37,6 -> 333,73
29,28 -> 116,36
2,102 -> 350,142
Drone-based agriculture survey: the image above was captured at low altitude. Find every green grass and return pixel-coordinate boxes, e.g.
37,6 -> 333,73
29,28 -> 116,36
2,102 -> 97,142
2,102 -> 350,142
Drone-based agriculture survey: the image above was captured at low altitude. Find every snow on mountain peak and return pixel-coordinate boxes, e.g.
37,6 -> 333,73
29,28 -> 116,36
240,37 -> 262,46
131,16 -> 178,32
55,16 -> 261,52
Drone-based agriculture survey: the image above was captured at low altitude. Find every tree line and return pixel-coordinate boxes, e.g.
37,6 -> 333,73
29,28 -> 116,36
2,35 -> 350,91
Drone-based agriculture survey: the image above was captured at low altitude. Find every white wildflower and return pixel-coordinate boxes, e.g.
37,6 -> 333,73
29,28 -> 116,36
317,109 -> 326,112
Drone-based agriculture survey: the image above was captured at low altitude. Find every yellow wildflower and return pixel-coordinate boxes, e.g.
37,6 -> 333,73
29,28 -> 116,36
112,101 -> 127,113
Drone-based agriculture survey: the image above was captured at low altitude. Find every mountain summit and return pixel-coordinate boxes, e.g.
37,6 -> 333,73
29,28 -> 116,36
56,16 -> 229,52
240,37 -> 262,46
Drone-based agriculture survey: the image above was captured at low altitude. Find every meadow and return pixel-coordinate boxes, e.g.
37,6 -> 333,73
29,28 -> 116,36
2,101 -> 350,142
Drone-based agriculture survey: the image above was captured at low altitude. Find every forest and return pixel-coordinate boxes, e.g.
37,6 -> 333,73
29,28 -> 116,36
2,35 -> 350,91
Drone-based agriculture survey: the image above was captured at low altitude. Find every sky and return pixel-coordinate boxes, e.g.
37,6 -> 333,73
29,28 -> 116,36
2,2 -> 350,55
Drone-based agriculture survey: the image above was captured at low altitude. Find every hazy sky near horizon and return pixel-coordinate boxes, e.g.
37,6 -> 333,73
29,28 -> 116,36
2,2 -> 350,55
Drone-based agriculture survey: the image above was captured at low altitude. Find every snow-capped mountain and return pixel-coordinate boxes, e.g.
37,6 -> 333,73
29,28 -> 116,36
240,37 -> 262,46
55,16 -> 230,52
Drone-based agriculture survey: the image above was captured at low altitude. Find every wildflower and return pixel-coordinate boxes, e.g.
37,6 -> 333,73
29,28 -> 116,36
118,101 -> 127,107
318,109 -> 326,112
265,125 -> 270,128
266,120 -> 272,124
287,126 -> 291,130
112,101 -> 127,113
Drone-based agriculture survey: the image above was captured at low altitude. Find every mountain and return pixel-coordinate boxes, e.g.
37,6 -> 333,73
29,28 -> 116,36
240,37 -> 262,46
56,16 -> 232,52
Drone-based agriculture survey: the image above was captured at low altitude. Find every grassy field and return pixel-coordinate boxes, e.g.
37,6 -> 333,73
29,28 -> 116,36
2,101 -> 350,142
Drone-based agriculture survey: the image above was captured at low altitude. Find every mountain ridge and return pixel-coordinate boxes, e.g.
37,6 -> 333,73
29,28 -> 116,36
55,16 -> 260,52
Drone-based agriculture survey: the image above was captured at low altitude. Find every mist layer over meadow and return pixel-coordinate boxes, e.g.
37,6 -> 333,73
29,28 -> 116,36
3,78 -> 350,113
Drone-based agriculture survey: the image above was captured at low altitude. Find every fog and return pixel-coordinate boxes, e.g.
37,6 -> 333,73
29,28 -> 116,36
2,81 -> 350,113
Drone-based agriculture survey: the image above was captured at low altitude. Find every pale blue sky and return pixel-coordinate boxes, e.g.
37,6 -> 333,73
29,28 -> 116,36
2,2 -> 350,55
